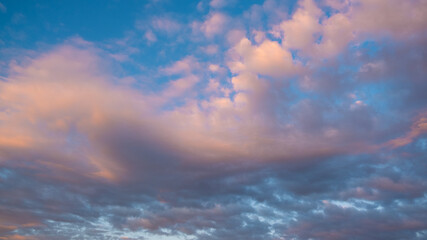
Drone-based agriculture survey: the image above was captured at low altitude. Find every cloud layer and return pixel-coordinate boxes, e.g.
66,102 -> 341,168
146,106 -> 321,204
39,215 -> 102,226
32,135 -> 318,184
0,0 -> 426,239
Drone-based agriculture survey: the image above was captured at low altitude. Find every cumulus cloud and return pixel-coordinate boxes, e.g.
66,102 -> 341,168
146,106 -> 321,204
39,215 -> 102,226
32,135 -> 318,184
0,42 -> 397,180
227,37 -> 300,77
350,0 -> 427,38
1,0 -> 427,239
273,0 -> 427,58
200,12 -> 228,38
279,0 -> 323,51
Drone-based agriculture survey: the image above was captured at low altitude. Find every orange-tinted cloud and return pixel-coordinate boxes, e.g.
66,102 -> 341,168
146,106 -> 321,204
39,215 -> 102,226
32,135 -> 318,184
386,112 -> 427,148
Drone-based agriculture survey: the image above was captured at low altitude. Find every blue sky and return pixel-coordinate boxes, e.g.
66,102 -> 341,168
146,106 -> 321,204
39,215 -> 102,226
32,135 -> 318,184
0,0 -> 427,239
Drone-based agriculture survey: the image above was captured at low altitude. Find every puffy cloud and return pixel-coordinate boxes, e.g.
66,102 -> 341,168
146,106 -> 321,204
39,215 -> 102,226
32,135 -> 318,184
350,0 -> 427,38
161,56 -> 200,76
0,46 -> 150,182
273,0 -> 427,58
1,0 -> 427,239
200,12 -> 228,38
275,0 -> 353,57
313,12 -> 353,57
280,0 -> 323,51
226,29 -> 246,45
0,42 -> 385,182
228,37 -> 299,77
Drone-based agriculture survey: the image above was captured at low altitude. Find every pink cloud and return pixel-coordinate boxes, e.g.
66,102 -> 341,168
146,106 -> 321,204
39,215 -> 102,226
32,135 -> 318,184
209,0 -> 227,9
271,0 -> 427,59
151,17 -> 182,33
0,40 -> 411,186
228,37 -> 300,77
386,112 -> 427,148
200,12 -> 228,38
161,56 -> 200,75
279,0 -> 322,51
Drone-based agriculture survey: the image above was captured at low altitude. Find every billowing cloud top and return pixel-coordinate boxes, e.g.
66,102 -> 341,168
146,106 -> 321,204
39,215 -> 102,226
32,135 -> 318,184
0,0 -> 427,239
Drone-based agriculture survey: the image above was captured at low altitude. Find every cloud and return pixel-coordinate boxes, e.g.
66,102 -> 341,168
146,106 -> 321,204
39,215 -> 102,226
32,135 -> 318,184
350,0 -> 427,38
144,30 -> 157,42
286,202 -> 427,240
161,56 -> 200,75
200,44 -> 219,55
227,37 -> 299,77
151,17 -> 182,33
209,0 -> 227,9
200,12 -> 228,38
386,112 -> 427,148
1,0 -> 427,239
0,42 -> 380,185
279,0 -> 323,51
273,0 -> 427,58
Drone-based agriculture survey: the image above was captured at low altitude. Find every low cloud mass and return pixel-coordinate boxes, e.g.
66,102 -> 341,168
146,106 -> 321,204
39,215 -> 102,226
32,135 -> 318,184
0,0 -> 426,239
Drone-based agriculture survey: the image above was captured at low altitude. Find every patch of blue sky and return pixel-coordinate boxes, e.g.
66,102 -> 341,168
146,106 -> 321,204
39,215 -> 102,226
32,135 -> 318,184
0,167 -> 13,180
1,0 -> 140,45
355,81 -> 390,106
283,0 -> 300,15
322,5 -> 335,18
355,81 -> 411,131
289,49 -> 303,63
356,39 -> 383,57
336,60 -> 360,77
287,77 -> 319,103
416,138 -> 427,151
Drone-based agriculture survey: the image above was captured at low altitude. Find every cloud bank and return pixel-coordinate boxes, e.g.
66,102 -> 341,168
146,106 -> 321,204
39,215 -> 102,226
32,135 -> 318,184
0,0 -> 426,239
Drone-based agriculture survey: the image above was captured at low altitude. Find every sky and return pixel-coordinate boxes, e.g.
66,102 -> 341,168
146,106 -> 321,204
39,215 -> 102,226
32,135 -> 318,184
0,0 -> 426,239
